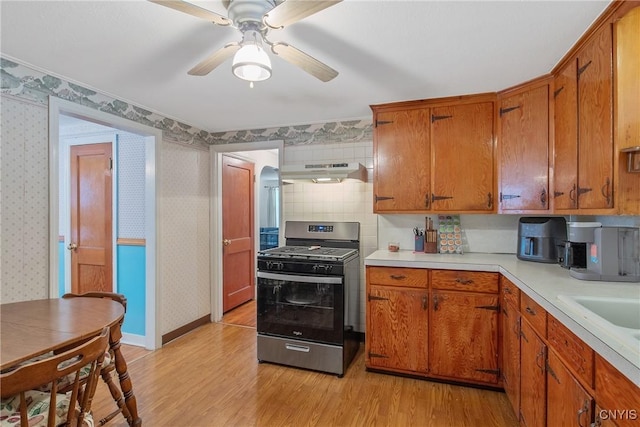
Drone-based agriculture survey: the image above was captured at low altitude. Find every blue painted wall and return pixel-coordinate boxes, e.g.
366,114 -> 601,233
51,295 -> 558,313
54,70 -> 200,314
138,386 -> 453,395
117,245 -> 146,336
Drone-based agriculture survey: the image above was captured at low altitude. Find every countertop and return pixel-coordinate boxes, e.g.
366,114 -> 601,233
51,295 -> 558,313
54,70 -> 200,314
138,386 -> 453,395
365,250 -> 640,386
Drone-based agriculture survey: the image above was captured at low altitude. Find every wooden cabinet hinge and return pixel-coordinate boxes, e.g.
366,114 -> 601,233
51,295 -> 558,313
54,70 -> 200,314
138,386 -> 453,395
475,305 -> 500,311
368,352 -> 389,359
375,195 -> 394,202
577,60 -> 592,77
431,114 -> 452,123
475,368 -> 500,376
499,105 -> 521,116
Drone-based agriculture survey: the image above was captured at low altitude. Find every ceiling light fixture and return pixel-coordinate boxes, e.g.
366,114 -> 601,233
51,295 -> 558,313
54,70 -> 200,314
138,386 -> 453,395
232,30 -> 272,88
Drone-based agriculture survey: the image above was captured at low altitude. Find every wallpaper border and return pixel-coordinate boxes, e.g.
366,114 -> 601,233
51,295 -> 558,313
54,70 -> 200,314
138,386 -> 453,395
1,57 -> 373,146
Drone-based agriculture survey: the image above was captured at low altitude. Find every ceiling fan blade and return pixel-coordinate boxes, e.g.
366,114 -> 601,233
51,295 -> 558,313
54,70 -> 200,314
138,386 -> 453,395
149,0 -> 232,26
188,42 -> 241,76
264,0 -> 342,29
271,42 -> 338,82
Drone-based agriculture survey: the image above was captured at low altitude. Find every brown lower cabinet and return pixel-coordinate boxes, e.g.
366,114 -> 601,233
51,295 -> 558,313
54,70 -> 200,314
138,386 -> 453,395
519,319 -> 547,427
366,285 -> 428,374
366,267 -> 640,427
365,267 -> 499,387
429,291 -> 500,385
547,349 -> 594,426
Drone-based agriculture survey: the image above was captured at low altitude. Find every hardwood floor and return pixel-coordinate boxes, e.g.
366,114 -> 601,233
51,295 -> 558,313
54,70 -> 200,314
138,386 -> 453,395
221,299 -> 257,328
92,321 -> 519,426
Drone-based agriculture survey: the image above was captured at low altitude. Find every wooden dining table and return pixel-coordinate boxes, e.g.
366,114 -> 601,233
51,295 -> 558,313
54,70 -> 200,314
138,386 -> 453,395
0,297 -> 142,426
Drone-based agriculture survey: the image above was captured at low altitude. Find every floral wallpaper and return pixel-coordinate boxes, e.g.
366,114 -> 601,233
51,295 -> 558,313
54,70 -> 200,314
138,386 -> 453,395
1,57 -> 373,146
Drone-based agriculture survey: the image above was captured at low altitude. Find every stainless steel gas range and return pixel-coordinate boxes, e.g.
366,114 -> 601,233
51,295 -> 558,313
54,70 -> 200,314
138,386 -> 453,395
256,221 -> 360,377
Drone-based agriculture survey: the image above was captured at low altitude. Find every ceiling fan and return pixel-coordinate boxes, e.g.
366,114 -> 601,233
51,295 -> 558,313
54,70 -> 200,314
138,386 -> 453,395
149,0 -> 341,86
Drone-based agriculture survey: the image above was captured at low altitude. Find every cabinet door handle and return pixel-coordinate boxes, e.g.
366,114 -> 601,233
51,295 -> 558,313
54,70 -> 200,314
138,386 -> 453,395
503,286 -> 512,294
433,294 -> 439,311
540,188 -> 547,207
425,193 -> 430,209
390,275 -> 406,280
513,318 -> 521,337
576,400 -> 589,427
569,183 -> 577,208
422,295 -> 428,311
487,193 -> 493,209
535,348 -> 545,372
525,306 -> 537,316
368,294 -> 389,302
601,177 -> 611,207
455,278 -> 473,285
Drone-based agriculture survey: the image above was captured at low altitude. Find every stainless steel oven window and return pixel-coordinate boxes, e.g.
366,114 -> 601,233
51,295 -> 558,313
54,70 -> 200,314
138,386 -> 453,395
257,272 -> 344,344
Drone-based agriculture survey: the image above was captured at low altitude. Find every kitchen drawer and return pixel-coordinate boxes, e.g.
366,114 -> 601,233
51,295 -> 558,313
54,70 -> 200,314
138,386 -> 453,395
520,293 -> 547,338
431,270 -> 498,293
547,315 -> 594,389
499,275 -> 520,309
366,266 -> 428,288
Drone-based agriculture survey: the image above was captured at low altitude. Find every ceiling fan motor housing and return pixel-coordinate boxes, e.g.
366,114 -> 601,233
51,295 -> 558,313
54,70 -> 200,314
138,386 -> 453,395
226,0 -> 278,32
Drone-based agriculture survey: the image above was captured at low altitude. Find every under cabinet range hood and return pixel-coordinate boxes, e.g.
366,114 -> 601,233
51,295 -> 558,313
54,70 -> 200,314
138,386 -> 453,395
281,162 -> 367,183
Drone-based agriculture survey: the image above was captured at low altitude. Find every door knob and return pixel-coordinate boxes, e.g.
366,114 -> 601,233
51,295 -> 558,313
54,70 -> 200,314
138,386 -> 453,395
67,242 -> 78,251
223,239 -> 231,246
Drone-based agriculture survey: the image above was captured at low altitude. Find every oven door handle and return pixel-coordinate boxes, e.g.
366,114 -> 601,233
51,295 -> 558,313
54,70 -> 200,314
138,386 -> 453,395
257,271 -> 343,285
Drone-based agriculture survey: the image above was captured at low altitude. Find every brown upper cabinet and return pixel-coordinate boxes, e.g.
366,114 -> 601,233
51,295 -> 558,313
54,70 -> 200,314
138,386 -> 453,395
371,95 -> 496,213
554,23 -> 614,211
370,1 -> 639,215
498,79 -> 551,213
372,107 -> 431,212
615,5 -> 640,214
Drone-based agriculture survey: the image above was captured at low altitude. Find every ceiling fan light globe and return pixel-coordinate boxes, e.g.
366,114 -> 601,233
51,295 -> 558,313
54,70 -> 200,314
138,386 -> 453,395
232,44 -> 272,82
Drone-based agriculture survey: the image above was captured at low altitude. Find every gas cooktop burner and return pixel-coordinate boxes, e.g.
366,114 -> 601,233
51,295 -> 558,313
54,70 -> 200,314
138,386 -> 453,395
258,245 -> 357,260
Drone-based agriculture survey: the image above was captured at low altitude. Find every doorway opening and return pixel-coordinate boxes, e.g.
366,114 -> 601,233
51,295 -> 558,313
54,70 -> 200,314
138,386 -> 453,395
211,141 -> 283,326
49,97 -> 161,350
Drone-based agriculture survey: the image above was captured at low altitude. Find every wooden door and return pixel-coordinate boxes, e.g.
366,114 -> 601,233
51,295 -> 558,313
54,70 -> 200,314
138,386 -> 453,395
222,155 -> 255,313
429,291 -> 499,385
553,60 -> 579,210
520,319 -> 547,427
431,102 -> 495,211
546,349 -> 594,427
501,300 -> 521,416
577,24 -> 614,209
366,286 -> 428,373
69,143 -> 113,294
498,83 -> 550,211
373,108 -> 430,212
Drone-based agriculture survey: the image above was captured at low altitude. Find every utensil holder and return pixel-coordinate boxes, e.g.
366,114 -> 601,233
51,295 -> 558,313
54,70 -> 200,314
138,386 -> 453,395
424,229 -> 438,253
424,241 -> 437,254
414,235 -> 424,252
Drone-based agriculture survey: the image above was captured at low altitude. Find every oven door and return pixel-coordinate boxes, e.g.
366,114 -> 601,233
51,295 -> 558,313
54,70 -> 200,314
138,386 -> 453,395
257,271 -> 344,345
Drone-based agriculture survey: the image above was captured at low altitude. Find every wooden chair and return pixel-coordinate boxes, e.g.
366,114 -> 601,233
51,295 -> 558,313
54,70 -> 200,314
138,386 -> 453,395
61,292 -> 137,426
0,327 -> 109,427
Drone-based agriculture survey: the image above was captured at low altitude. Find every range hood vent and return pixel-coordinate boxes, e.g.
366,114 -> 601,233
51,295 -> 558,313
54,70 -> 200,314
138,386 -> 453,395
281,162 -> 367,183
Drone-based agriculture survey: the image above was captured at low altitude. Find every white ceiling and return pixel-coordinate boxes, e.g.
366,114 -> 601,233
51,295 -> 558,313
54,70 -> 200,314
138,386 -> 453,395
1,0 -> 610,133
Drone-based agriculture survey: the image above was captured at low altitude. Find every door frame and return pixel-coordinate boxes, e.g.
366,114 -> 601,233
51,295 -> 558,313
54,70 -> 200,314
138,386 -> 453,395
210,140 -> 283,322
48,97 -> 161,350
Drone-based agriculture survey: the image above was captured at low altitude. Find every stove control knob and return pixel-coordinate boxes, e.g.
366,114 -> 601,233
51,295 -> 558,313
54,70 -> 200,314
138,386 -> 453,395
276,262 -> 284,271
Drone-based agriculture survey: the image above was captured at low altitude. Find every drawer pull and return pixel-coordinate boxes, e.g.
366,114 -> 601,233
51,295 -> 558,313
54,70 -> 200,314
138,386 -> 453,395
455,278 -> 474,285
525,306 -> 537,316
390,274 -> 406,280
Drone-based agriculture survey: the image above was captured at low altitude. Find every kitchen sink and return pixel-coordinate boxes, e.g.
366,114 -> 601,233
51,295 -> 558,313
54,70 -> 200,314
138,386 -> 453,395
557,295 -> 640,349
